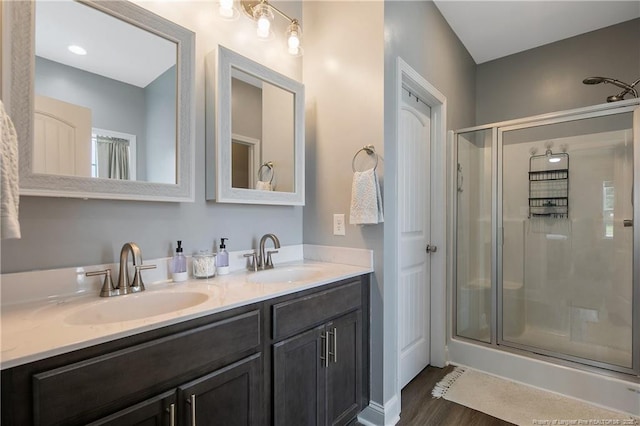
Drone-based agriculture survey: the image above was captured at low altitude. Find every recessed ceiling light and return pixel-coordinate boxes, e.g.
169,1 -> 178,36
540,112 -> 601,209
68,45 -> 87,55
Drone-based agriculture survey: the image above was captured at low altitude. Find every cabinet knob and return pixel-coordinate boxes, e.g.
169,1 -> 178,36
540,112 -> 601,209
426,244 -> 437,254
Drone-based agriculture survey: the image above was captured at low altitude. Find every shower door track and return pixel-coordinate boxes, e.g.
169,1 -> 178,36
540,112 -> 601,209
451,98 -> 640,377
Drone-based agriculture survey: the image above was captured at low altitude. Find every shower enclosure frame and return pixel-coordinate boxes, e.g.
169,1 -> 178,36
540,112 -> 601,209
450,98 -> 640,377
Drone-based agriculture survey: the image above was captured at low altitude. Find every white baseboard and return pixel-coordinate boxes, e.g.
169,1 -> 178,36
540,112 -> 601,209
358,397 -> 401,426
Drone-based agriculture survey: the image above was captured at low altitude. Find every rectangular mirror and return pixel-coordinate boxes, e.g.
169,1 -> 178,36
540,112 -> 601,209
212,45 -> 304,205
4,0 -> 195,201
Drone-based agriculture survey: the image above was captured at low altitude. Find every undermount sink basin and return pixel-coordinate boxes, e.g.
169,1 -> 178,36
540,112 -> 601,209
65,291 -> 209,325
248,266 -> 323,284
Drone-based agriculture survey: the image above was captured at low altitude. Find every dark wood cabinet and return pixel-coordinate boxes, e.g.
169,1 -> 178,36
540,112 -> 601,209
326,311 -> 362,426
271,284 -> 365,426
86,354 -> 262,426
178,353 -> 262,426
1,275 -> 369,426
86,391 -> 176,426
273,324 -> 326,425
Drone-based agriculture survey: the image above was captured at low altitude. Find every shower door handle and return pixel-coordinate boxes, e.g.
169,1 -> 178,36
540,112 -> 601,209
426,244 -> 437,254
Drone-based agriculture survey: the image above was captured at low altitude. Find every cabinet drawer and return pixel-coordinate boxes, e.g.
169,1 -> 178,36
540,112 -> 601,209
272,280 -> 361,340
33,310 -> 261,426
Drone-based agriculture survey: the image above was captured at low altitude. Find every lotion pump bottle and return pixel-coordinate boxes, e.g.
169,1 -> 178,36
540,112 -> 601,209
217,238 -> 230,275
172,240 -> 188,282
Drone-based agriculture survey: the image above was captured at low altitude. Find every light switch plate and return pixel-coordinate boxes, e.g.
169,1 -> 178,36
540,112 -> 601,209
333,214 -> 346,236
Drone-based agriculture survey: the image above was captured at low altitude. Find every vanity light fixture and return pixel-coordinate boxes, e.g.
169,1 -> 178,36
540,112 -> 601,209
221,0 -> 303,56
68,44 -> 87,55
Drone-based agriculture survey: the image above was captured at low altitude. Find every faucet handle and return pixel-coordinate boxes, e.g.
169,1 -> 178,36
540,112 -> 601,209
131,264 -> 156,293
244,252 -> 258,272
86,269 -> 119,297
265,250 -> 279,269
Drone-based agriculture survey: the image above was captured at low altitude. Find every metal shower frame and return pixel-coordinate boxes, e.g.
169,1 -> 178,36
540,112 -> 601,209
450,98 -> 640,378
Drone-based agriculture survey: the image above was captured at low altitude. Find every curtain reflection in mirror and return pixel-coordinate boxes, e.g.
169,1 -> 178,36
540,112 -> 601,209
95,135 -> 131,180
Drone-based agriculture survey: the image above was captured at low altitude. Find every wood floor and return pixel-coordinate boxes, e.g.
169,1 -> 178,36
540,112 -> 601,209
396,365 -> 514,426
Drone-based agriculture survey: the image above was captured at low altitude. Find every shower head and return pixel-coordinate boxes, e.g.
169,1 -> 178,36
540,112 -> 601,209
582,77 -> 606,85
583,76 -> 640,101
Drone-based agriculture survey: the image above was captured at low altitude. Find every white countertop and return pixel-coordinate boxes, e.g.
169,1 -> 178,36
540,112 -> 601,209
1,254 -> 372,370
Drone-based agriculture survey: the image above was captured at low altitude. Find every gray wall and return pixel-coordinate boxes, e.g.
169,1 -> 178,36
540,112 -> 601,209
476,18 -> 640,125
145,65 -> 177,184
302,0 -> 385,406
385,1 -> 477,132
300,0 -> 476,412
382,0 -> 476,408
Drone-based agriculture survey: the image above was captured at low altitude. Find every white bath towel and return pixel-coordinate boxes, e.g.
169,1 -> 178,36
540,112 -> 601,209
1,100 -> 21,239
349,168 -> 384,225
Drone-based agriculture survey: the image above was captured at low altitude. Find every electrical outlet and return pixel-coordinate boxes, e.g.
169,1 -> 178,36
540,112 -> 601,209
333,214 -> 346,236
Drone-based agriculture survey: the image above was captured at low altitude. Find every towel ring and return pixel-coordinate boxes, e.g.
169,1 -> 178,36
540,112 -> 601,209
352,145 -> 378,172
258,161 -> 274,183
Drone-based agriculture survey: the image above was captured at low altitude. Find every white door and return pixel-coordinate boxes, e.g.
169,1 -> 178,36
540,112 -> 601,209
33,95 -> 92,177
398,89 -> 432,389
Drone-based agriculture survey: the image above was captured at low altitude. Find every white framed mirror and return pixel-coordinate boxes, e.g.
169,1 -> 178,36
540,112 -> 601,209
3,0 -> 195,202
212,45 -> 305,205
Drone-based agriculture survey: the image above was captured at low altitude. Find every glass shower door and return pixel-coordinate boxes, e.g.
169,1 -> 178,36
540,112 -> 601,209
455,128 -> 494,343
499,111 -> 636,372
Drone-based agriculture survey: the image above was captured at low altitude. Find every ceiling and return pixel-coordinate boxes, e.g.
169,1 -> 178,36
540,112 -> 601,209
35,0 -> 176,88
433,1 -> 640,64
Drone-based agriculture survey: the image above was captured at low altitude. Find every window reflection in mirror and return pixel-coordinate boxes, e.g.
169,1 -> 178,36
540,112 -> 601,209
34,0 -> 178,184
231,68 -> 295,192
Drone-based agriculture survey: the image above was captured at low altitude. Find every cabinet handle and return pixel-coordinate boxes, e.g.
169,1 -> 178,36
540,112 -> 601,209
187,394 -> 196,426
329,327 -> 337,363
320,331 -> 329,368
166,403 -> 176,426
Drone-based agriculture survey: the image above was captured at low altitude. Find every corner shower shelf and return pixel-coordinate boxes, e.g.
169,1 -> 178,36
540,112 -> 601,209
528,154 -> 569,219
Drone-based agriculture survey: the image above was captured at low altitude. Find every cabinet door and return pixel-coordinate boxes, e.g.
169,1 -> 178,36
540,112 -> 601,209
86,391 -> 176,426
273,324 -> 326,426
326,311 -> 362,426
178,353 -> 262,426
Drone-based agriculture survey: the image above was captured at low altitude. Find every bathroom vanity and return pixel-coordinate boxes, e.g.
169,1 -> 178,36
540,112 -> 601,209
1,262 -> 370,426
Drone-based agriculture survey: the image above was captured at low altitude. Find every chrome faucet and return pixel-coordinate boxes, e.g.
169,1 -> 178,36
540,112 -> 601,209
258,233 -> 281,269
86,242 -> 156,297
117,242 -> 142,294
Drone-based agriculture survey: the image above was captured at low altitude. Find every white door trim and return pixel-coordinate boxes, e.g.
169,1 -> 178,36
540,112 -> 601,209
392,56 -> 447,417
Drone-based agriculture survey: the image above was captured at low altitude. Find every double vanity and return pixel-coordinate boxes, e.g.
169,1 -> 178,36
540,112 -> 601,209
1,0 -> 371,424
1,247 -> 372,425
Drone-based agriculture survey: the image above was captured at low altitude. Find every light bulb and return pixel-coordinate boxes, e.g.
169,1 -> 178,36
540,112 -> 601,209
257,15 -> 271,38
286,20 -> 302,56
288,34 -> 300,55
219,0 -> 235,19
253,3 -> 273,39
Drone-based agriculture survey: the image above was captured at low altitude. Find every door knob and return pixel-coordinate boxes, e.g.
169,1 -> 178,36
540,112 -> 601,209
624,219 -> 633,227
426,244 -> 437,253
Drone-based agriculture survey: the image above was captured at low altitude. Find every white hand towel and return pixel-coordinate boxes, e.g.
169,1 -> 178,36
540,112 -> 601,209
1,100 -> 21,239
349,168 -> 384,225
256,180 -> 273,191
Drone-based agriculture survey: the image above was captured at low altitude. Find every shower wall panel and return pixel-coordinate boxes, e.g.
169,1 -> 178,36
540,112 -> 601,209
501,114 -> 634,369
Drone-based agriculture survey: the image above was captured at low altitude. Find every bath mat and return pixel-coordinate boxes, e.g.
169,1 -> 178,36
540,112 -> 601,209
432,367 -> 638,425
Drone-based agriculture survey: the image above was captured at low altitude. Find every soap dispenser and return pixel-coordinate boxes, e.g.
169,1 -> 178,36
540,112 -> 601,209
172,240 -> 188,282
217,238 -> 230,275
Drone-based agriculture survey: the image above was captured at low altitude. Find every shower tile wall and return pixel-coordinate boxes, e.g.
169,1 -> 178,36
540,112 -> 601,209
501,116 -> 633,369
